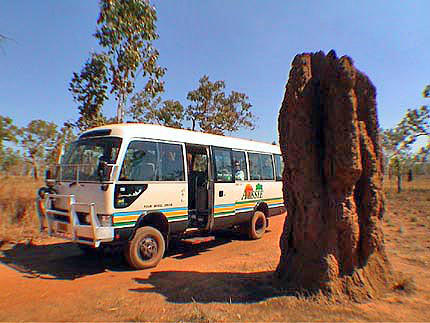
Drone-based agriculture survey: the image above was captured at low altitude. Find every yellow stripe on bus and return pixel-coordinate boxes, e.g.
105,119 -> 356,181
164,210 -> 188,216
236,202 -> 256,208
267,199 -> 283,204
165,211 -> 188,217
114,215 -> 139,223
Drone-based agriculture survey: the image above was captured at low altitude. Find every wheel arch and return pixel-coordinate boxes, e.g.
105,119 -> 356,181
254,201 -> 269,227
255,201 -> 269,217
131,212 -> 170,245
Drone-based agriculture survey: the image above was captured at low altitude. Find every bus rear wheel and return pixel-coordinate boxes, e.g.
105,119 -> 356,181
125,226 -> 165,269
242,211 -> 267,240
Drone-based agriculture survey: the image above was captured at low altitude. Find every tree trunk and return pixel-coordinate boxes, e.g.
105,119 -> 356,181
407,169 -> 413,182
277,51 -> 392,301
117,94 -> 125,123
397,173 -> 402,193
32,160 -> 38,180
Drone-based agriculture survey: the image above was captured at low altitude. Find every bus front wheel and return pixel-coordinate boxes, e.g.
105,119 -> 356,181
125,226 -> 165,269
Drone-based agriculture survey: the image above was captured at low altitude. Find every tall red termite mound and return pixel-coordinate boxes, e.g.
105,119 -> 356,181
277,50 -> 392,300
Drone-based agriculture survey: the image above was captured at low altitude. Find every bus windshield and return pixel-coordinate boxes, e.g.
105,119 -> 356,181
58,137 -> 122,182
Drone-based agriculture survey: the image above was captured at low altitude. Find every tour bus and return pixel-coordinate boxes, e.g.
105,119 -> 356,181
36,123 -> 285,269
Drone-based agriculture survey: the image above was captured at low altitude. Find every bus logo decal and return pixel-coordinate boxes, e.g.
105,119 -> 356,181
242,183 -> 263,200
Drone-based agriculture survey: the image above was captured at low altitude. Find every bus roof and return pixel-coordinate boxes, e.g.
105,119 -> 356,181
80,123 -> 281,154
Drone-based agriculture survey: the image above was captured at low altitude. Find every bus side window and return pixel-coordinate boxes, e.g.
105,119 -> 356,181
120,141 -> 157,181
248,153 -> 274,180
159,143 -> 185,181
213,147 -> 233,182
260,154 -> 274,180
248,153 -> 261,180
232,150 -> 248,181
274,154 -> 283,181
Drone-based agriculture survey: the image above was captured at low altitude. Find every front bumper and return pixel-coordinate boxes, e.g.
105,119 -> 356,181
36,193 -> 114,247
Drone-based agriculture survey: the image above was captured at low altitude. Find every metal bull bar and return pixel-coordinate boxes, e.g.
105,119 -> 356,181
36,193 -> 114,247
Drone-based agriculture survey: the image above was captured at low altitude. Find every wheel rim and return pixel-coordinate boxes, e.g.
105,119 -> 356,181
255,216 -> 265,234
138,236 -> 158,260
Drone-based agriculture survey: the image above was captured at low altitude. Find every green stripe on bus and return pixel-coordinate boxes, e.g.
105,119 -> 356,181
167,215 -> 188,221
214,211 -> 235,216
113,221 -> 136,227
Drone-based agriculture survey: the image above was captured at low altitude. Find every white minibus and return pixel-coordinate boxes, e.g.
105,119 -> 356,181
37,123 -> 285,269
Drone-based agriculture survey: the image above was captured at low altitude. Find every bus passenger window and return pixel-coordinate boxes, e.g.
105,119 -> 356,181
248,153 -> 261,180
248,153 -> 274,180
274,154 -> 284,181
159,143 -> 185,181
213,148 -> 233,182
232,151 -> 248,181
260,154 -> 274,180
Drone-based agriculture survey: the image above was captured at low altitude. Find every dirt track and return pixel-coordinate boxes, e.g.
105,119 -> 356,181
2,206 -> 430,322
0,215 -> 285,322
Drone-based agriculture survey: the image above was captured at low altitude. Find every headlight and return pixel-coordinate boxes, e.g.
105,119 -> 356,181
98,214 -> 113,227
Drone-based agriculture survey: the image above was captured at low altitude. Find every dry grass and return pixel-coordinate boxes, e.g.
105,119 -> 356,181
0,176 -> 43,244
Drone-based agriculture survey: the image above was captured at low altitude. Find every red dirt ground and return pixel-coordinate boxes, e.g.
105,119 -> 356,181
1,205 -> 430,322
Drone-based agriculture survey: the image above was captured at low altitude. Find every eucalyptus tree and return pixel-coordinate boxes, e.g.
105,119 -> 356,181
0,115 -> 18,153
381,128 -> 413,192
0,116 -> 19,173
130,91 -> 184,128
20,120 -> 58,179
186,75 -> 255,135
394,85 -> 430,161
70,0 -> 165,129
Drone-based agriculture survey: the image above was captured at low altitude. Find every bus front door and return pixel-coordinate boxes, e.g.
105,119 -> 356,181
186,145 -> 214,230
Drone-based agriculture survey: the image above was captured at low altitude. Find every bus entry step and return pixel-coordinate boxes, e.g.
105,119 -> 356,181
182,236 -> 215,245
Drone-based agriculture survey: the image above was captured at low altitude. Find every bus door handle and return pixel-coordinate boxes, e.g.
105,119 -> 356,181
219,190 -> 224,197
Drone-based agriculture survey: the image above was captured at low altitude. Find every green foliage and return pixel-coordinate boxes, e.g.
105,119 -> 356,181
129,75 -> 255,135
423,85 -> 430,98
186,75 -> 255,135
397,106 -> 430,148
45,124 -> 77,166
70,0 -> 166,129
0,116 -> 24,175
69,53 -> 109,130
393,85 -> 430,161
20,120 -> 58,179
0,115 -> 18,152
129,91 -> 184,128
381,128 -> 412,175
0,118 -> 76,176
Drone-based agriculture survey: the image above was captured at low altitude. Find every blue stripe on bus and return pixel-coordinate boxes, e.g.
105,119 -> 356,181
214,203 -> 235,208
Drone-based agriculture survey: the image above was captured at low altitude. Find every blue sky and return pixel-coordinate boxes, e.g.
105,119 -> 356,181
1,1 -> 429,144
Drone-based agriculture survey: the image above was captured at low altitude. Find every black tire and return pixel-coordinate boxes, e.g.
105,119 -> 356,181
248,211 -> 267,240
124,226 -> 165,269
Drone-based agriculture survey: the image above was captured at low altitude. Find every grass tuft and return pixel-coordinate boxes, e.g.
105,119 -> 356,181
392,274 -> 417,294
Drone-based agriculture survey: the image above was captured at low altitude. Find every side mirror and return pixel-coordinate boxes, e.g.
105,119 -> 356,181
97,160 -> 108,181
